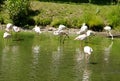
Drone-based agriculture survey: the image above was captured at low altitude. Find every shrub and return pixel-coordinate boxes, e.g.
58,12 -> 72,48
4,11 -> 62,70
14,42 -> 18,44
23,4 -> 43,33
107,6 -> 120,28
5,0 -> 30,26
88,15 -> 104,31
50,17 -> 67,27
0,15 -> 4,24
34,15 -> 52,26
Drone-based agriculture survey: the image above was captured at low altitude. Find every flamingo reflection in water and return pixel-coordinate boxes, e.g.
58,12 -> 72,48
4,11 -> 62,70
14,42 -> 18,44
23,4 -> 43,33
51,46 -> 63,80
74,47 -> 85,81
74,47 -> 92,81
82,64 -> 91,81
31,45 -> 40,79
104,41 -> 113,63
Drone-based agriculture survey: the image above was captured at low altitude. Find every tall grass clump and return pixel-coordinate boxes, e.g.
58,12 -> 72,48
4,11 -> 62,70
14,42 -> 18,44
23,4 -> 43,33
88,15 -> 104,31
34,15 -> 52,26
106,6 -> 120,28
50,17 -> 67,27
5,0 -> 30,26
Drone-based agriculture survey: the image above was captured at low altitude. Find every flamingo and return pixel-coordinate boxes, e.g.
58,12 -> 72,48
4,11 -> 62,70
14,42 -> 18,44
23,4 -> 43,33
58,24 -> 66,31
3,32 -> 11,38
84,46 -> 93,62
53,24 -> 69,43
5,23 -> 13,32
76,23 -> 88,35
74,30 -> 95,40
13,26 -> 21,32
12,26 -> 21,40
33,25 -> 42,34
104,26 -> 113,40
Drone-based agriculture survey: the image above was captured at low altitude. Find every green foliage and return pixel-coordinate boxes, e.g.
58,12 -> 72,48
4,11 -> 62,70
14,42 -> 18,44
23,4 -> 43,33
50,17 -> 67,27
34,15 -> 52,26
88,15 -> 103,28
1,1 -> 120,31
89,16 -> 103,31
0,15 -> 4,24
5,0 -> 30,26
107,6 -> 120,28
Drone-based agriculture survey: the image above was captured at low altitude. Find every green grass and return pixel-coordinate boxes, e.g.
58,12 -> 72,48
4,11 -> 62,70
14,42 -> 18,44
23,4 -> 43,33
30,1 -> 120,30
1,1 -> 120,31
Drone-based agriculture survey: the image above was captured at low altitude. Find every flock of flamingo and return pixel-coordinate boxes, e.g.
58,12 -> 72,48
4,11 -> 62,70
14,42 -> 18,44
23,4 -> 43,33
3,23 -> 113,62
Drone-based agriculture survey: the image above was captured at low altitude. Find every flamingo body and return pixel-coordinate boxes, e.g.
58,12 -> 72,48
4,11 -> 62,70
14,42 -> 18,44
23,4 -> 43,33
33,25 -> 41,34
5,23 -> 13,32
3,32 -> 11,38
13,26 -> 20,32
77,23 -> 88,34
84,46 -> 93,55
58,24 -> 66,31
104,26 -> 111,32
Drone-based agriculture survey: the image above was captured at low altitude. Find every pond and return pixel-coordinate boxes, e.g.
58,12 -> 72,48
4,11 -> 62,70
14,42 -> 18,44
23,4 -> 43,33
0,32 -> 120,81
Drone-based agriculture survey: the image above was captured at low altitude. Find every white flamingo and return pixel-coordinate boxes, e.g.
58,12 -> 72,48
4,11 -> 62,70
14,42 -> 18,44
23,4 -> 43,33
84,46 -> 93,62
13,26 -> 21,32
5,23 -> 13,32
76,23 -> 88,35
3,32 -> 11,38
53,25 -> 69,43
53,30 -> 69,43
33,25 -> 42,34
104,26 -> 113,40
58,24 -> 66,31
74,30 -> 95,40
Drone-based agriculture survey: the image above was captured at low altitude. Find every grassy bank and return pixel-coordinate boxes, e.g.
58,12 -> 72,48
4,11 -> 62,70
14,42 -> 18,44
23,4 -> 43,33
0,1 -> 120,31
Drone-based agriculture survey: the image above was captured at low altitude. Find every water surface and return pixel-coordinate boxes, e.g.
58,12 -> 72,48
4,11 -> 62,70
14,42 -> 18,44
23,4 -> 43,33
0,34 -> 120,81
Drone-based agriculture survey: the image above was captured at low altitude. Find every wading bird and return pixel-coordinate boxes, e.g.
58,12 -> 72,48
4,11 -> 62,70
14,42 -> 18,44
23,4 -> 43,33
33,25 -> 42,34
53,30 -> 69,43
5,23 -> 13,32
84,46 -> 93,62
104,26 -> 113,40
12,26 -> 21,40
58,24 -> 66,31
3,32 -> 11,38
53,25 -> 69,44
74,30 -> 95,41
76,23 -> 88,35
13,26 -> 21,32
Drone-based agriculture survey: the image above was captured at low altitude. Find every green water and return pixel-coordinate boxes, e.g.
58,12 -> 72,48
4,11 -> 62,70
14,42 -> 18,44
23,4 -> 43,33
0,32 -> 120,81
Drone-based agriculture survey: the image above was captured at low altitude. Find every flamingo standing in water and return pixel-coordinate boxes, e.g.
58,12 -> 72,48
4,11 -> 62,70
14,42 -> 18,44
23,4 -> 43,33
84,46 -> 93,62
13,26 -> 21,32
76,23 -> 88,35
3,32 -> 11,38
5,23 -> 13,32
58,24 -> 66,31
33,25 -> 42,34
53,24 -> 69,44
104,26 -> 113,40
74,30 -> 95,41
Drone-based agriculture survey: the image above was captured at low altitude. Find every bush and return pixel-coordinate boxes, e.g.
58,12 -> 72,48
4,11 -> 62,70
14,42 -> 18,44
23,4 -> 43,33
107,6 -> 120,28
0,15 -> 4,24
5,0 -> 30,26
50,17 -> 67,27
34,15 -> 52,26
88,15 -> 104,31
